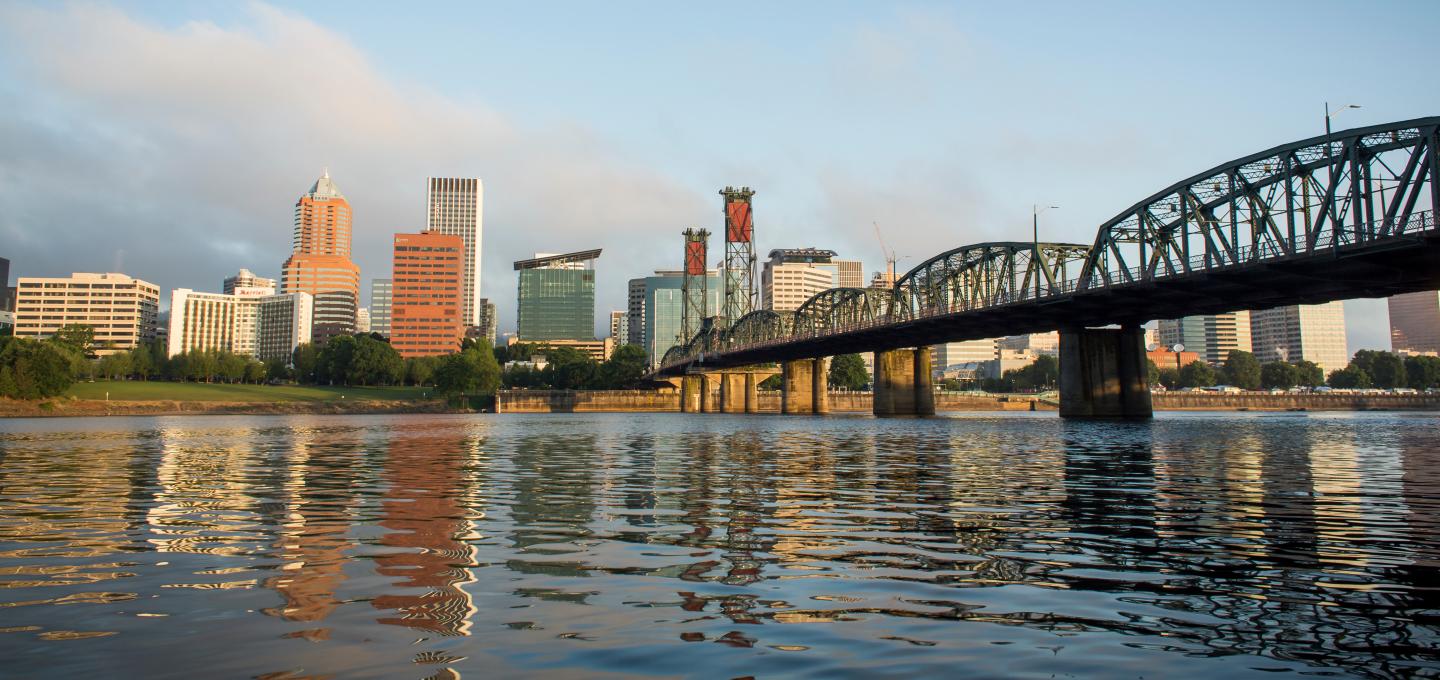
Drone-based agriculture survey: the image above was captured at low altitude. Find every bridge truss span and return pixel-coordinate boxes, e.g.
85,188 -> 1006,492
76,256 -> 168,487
1079,117 -> 1440,291
651,117 -> 1440,377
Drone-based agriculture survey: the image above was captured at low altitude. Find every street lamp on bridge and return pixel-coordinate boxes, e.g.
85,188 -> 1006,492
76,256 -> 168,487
1325,102 -> 1362,138
1033,204 -> 1059,249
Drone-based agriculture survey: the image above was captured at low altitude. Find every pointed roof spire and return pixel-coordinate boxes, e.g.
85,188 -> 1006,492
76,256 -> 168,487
308,168 -> 344,199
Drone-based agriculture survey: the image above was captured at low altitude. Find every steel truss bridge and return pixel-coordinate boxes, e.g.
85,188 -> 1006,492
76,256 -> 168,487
653,117 -> 1440,376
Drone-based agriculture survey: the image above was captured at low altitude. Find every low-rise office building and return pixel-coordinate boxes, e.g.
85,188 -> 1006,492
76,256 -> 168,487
13,272 -> 160,355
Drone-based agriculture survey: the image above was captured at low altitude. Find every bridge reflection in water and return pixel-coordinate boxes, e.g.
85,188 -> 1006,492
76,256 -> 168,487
655,117 -> 1440,419
1,414 -> 1437,677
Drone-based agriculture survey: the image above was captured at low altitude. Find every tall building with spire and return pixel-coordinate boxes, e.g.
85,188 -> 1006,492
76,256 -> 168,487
281,170 -> 360,341
426,178 -> 483,328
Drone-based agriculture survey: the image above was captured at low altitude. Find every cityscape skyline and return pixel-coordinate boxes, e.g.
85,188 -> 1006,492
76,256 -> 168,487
2,1 -> 1439,351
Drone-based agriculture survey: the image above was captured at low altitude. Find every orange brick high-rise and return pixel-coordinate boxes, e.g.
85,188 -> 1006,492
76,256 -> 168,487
390,231 -> 464,357
281,170 -> 360,341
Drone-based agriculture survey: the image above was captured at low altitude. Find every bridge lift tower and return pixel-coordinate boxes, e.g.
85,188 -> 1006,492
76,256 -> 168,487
720,186 -> 757,326
681,228 -> 709,343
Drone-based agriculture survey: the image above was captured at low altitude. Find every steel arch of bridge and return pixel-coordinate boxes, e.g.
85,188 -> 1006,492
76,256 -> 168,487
654,117 -> 1440,374
793,287 -> 895,337
1078,117 -> 1440,290
893,242 -> 1090,319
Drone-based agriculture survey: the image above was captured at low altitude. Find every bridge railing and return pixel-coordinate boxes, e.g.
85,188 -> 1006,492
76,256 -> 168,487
657,210 -> 1435,371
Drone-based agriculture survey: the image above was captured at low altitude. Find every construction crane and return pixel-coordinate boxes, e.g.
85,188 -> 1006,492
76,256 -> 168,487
873,221 -> 899,287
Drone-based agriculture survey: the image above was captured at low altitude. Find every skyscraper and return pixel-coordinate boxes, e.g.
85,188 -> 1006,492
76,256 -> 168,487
281,170 -> 360,341
426,178 -> 483,327
514,250 -> 600,342
1251,302 -> 1348,374
369,278 -> 392,338
1388,291 -> 1440,355
390,232 -> 465,357
633,269 -> 722,368
476,298 -> 497,346
167,288 -> 312,363
1157,311 -> 1251,365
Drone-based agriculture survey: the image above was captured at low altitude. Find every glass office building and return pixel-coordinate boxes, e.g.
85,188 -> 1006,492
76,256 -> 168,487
631,270 -> 722,368
514,250 -> 601,341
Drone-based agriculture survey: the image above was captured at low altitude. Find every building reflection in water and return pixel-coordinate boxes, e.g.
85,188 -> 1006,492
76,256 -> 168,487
261,423 -> 369,628
371,425 -> 481,635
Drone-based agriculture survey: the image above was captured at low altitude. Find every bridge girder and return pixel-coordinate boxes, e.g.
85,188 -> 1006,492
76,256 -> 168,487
893,242 -> 1090,319
1078,117 -> 1440,290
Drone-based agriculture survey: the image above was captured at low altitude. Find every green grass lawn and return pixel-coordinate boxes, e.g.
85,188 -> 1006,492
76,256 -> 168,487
66,381 -> 432,403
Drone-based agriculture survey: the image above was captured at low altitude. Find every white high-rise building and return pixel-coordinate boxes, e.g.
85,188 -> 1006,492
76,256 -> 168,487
1251,302 -> 1348,375
1388,291 -> 1440,355
168,289 -> 312,363
426,177 -> 483,327
762,249 -> 841,312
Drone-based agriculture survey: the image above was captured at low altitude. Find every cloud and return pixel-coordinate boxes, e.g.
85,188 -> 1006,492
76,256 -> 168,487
0,2 -> 708,334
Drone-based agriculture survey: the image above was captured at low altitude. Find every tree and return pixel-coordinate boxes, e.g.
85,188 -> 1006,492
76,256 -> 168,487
316,335 -> 358,385
129,342 -> 156,381
405,356 -> 440,386
292,343 -> 319,384
218,351 -> 247,383
544,347 -> 598,390
1004,355 -> 1059,391
599,344 -> 648,389
1294,360 -> 1325,387
759,374 -> 783,390
346,335 -> 403,386
1146,359 -> 1161,387
0,336 -> 78,399
243,360 -> 267,384
1328,365 -> 1372,389
97,351 -> 132,380
431,345 -> 501,397
1366,352 -> 1406,389
1221,350 -> 1261,390
1405,355 -> 1440,389
1158,368 -> 1181,389
827,353 -> 869,390
265,358 -> 292,383
1260,361 -> 1300,389
51,324 -> 96,357
1178,360 -> 1217,388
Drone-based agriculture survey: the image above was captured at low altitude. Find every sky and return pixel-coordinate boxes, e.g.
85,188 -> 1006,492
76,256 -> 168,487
2,0 -> 1438,351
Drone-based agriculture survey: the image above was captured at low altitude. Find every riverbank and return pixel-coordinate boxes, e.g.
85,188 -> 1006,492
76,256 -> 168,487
0,396 -> 455,418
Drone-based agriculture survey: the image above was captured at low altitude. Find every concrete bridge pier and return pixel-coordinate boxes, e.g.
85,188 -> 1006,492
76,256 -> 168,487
873,347 -> 935,416
680,375 -> 703,413
744,373 -> 757,413
698,374 -> 720,413
720,373 -> 752,413
782,359 -> 828,414
1058,326 -> 1153,419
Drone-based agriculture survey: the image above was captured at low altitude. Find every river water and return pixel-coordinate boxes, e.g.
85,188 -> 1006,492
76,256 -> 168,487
0,412 -> 1437,678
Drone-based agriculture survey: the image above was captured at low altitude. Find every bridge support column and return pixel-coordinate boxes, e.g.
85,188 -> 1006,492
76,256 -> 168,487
1058,326 -> 1153,419
720,373 -> 748,413
698,374 -> 720,413
874,347 -> 934,416
744,373 -> 758,413
680,375 -> 703,413
782,360 -> 816,414
812,358 -> 829,415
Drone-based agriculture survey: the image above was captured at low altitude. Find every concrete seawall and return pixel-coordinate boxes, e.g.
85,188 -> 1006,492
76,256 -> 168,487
497,389 -> 1440,414
497,390 -> 1049,413
1152,392 -> 1440,411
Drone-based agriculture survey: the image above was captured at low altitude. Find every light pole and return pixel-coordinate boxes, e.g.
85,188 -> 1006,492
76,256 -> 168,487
1324,102 -> 1361,138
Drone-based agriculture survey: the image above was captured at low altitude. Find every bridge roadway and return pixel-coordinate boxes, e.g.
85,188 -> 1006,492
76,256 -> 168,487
650,117 -> 1440,418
